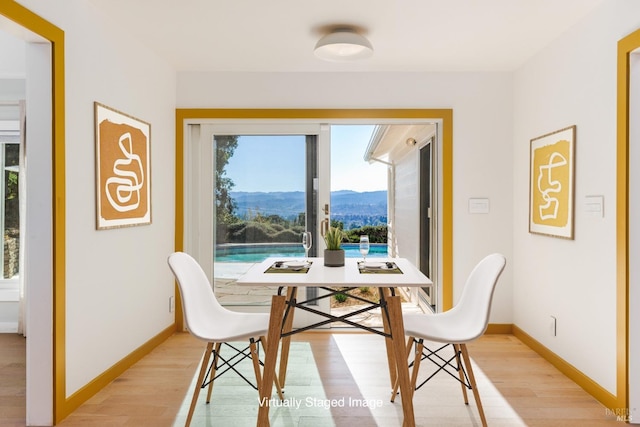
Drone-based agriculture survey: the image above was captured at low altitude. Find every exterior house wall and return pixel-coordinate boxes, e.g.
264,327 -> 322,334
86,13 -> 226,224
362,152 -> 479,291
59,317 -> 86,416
393,152 -> 420,269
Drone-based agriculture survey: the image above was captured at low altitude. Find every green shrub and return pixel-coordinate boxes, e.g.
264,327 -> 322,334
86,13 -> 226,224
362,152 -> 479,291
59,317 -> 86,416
271,223 -> 285,232
230,222 -> 273,243
272,229 -> 300,242
334,293 -> 348,303
345,225 -> 388,243
290,225 -> 305,234
226,221 -> 248,234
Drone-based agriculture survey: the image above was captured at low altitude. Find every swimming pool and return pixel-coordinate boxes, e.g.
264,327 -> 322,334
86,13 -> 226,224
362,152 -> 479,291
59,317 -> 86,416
215,243 -> 388,263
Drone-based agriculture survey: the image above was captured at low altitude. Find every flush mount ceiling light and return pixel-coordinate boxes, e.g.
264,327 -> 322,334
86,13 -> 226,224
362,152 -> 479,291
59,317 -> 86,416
314,28 -> 373,61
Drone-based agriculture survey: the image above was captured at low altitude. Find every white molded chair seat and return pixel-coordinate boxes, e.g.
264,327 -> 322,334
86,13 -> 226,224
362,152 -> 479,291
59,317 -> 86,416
394,253 -> 506,427
168,251 -> 282,427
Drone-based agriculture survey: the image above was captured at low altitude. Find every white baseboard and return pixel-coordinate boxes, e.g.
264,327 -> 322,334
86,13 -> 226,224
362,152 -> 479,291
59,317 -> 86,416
0,322 -> 18,333
0,288 -> 19,302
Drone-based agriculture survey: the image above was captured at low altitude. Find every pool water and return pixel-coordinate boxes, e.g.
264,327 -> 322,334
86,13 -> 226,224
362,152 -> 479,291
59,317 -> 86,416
215,243 -> 388,263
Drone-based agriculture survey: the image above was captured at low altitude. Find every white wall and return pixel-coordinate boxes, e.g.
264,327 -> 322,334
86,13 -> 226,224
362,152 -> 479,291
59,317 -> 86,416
0,30 -> 25,79
513,0 -> 640,395
177,71 -> 515,323
24,41 -> 53,427
17,0 -> 177,398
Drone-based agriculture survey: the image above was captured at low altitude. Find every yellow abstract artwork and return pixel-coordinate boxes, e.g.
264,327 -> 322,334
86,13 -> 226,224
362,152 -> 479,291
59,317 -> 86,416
529,126 -> 575,239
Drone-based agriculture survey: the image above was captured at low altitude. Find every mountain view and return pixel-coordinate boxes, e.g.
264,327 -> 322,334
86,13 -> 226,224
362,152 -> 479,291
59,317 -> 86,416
231,190 -> 387,229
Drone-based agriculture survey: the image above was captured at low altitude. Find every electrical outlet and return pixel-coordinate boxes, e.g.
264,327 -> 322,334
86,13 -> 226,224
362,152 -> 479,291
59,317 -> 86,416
549,316 -> 556,337
169,296 -> 175,313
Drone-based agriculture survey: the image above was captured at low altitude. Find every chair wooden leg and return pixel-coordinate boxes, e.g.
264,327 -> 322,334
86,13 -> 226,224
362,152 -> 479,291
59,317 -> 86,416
278,287 -> 297,388
261,336 -> 284,400
257,295 -> 286,427
459,343 -> 487,427
380,287 -> 398,390
273,374 -> 285,401
249,338 -> 262,391
409,339 -> 424,392
186,342 -> 213,427
206,342 -> 221,404
453,344 -> 469,404
386,295 -> 415,427
391,336 -> 415,402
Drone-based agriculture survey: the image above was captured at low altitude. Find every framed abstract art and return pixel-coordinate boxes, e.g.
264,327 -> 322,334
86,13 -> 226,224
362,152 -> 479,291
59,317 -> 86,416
529,125 -> 575,239
94,102 -> 151,229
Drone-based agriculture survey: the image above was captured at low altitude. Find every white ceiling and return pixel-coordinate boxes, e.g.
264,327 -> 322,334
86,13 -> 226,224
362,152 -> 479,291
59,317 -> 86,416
88,0 -> 605,73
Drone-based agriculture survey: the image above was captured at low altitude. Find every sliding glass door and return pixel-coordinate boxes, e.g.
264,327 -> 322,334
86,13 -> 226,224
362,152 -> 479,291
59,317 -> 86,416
213,134 -> 313,306
183,120 -> 438,326
184,123 -> 331,323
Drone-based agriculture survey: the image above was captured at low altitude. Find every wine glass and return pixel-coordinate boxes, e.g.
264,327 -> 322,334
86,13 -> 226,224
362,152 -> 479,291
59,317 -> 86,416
359,235 -> 370,263
302,231 -> 312,261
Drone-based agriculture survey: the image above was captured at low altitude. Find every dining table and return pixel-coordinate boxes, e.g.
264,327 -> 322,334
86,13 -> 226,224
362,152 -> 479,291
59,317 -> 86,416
235,256 -> 433,427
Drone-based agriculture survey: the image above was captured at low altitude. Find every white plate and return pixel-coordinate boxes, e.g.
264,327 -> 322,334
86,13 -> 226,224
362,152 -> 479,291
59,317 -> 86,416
283,260 -> 308,268
362,262 -> 386,269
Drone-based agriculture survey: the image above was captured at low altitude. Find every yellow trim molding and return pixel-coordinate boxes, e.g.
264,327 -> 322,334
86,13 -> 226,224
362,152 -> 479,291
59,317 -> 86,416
0,1 -> 67,423
513,326 -> 618,409
484,323 -> 513,335
616,27 -> 640,412
175,109 -> 454,330
63,326 -> 175,413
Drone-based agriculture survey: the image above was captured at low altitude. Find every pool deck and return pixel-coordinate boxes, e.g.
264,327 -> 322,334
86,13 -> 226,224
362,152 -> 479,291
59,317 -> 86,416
214,262 -> 277,305
213,261 -> 423,328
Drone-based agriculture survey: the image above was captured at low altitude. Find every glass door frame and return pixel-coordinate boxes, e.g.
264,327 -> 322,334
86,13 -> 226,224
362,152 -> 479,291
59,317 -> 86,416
175,110 -> 453,332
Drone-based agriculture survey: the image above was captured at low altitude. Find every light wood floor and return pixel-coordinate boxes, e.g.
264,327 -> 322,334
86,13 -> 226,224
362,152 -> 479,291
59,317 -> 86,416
0,333 -> 25,427
0,331 -> 622,426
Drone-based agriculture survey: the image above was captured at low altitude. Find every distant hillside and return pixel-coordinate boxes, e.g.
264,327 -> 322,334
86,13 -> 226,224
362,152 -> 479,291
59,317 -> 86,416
330,190 -> 387,215
230,190 -> 387,228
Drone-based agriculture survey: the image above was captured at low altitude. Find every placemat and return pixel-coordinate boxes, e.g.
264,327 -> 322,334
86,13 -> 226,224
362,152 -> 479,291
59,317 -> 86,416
265,260 -> 312,274
358,261 -> 403,274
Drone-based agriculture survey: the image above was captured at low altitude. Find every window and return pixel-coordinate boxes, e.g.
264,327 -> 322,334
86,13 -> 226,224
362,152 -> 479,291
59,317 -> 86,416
0,118 -> 20,283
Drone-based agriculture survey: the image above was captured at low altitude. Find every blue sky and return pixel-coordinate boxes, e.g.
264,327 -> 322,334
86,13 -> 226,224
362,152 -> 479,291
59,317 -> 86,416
224,125 -> 387,192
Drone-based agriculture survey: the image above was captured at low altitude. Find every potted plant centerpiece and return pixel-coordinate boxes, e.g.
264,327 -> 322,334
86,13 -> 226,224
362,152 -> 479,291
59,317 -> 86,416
323,226 -> 346,267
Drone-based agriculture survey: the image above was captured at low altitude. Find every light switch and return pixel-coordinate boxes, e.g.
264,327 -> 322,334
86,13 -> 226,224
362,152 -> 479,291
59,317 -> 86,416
584,195 -> 604,218
468,198 -> 490,214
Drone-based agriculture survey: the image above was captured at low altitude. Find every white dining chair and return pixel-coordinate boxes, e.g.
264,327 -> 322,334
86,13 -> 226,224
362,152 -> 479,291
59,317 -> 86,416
167,251 -> 283,427
393,253 -> 506,427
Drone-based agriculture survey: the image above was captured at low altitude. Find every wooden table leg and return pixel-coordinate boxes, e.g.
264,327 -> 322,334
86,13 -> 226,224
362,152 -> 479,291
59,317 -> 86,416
380,287 -> 398,389
386,295 -> 415,427
257,295 -> 286,427
278,287 -> 297,388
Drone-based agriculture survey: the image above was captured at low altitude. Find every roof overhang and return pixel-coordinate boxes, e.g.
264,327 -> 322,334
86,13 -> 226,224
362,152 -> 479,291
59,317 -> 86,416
364,124 -> 437,164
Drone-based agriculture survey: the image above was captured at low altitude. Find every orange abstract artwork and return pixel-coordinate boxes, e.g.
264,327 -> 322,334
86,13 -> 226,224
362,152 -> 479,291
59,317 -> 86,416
95,103 -> 151,229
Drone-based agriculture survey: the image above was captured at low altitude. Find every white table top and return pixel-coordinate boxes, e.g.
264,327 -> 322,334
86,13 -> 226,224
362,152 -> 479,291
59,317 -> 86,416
236,257 -> 432,288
